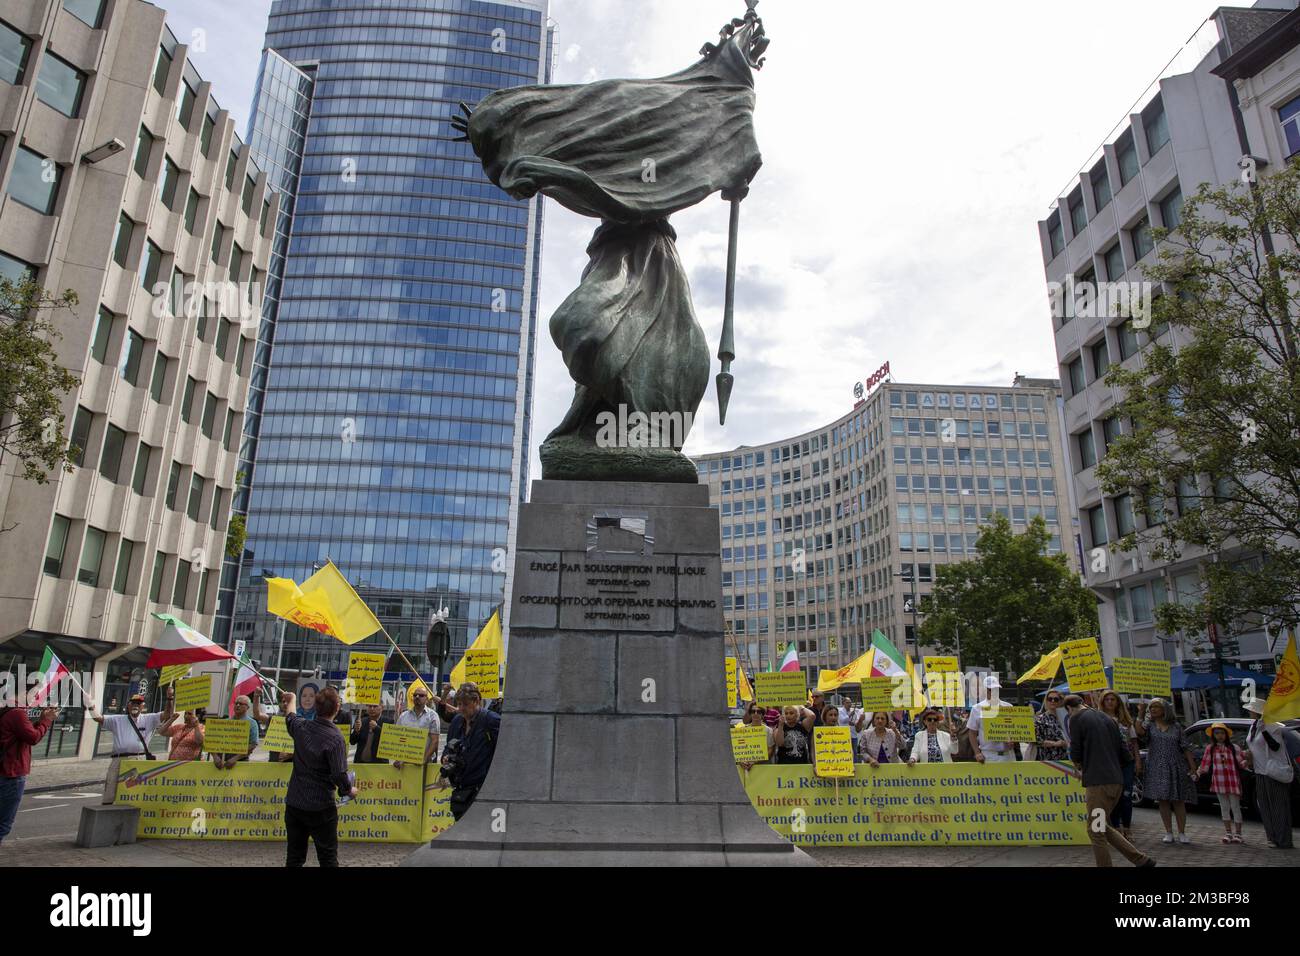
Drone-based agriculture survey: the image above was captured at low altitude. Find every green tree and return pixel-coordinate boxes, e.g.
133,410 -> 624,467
1098,162 -> 1300,638
225,512 -> 247,559
916,514 -> 1098,681
0,278 -> 81,493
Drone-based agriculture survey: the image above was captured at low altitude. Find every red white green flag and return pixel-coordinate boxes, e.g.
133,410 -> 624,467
778,643 -> 800,673
869,629 -> 908,679
30,646 -> 70,706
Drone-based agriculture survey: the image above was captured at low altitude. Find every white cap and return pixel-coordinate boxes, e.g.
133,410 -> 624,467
984,674 -> 1002,690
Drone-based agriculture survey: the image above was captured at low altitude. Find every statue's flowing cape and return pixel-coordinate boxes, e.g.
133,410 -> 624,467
467,36 -> 761,223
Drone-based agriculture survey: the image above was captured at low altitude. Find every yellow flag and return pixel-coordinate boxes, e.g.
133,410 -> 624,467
265,561 -> 382,645
1264,633 -> 1300,722
904,653 -> 927,714
737,667 -> 754,703
816,649 -> 876,693
1017,646 -> 1063,684
450,610 -> 503,688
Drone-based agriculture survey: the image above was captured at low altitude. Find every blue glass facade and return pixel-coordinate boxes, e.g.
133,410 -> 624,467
228,0 -> 551,675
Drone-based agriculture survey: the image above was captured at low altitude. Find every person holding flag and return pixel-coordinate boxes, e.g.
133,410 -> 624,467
1245,632 -> 1300,849
1,693 -> 58,845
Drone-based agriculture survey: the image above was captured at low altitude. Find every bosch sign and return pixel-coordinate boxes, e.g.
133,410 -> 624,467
854,361 -> 891,403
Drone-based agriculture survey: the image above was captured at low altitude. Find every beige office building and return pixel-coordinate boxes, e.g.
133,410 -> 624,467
0,0 -> 274,758
694,376 -> 1076,688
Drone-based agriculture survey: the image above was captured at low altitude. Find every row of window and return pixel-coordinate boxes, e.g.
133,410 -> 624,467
893,445 -> 1055,468
901,530 -> 1064,554
890,417 -> 1051,440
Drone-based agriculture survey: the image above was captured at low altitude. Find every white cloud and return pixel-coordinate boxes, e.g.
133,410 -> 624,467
564,42 -> 582,62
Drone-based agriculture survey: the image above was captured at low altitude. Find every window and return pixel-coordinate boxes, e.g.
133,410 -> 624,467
177,80 -> 197,128
215,320 -> 231,360
112,538 -> 134,594
1077,430 -> 1097,470
44,515 -> 71,576
222,409 -> 235,450
225,151 -> 238,190
132,125 -> 154,179
1102,416 -> 1122,452
1067,356 -> 1085,396
201,113 -> 216,157
1068,188 -> 1086,236
0,21 -> 32,85
36,52 -> 85,117
63,0 -> 106,29
1091,160 -> 1111,211
160,157 -> 181,209
172,560 -> 190,607
68,406 -> 93,467
149,551 -> 166,602
8,146 -> 60,214
1117,320 -> 1140,360
78,526 -> 106,587
1143,97 -> 1169,155
1159,188 -> 1183,231
165,461 -> 181,510
140,240 -> 163,293
1115,494 -> 1136,536
1092,339 -> 1110,379
90,306 -> 114,363
209,486 -> 223,531
184,188 -> 201,234
241,174 -> 255,215
1129,584 -> 1153,624
131,442 -> 152,494
181,376 -> 196,423
149,353 -> 168,402
1131,217 -> 1154,260
119,328 -> 144,385
1176,475 -> 1200,514
1116,131 -> 1139,186
1087,505 -> 1108,547
152,44 -> 171,96
1103,242 -> 1125,281
260,199 -> 272,234
200,392 -> 217,439
1047,211 -> 1064,258
98,423 -> 125,482
229,243 -> 244,282
112,213 -> 134,268
187,472 -> 204,521
210,224 -> 225,264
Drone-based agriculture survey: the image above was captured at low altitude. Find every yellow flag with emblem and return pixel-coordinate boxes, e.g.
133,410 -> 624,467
1264,633 -> 1300,722
816,649 -> 875,693
1017,646 -> 1063,684
265,561 -> 382,646
450,611 -> 503,689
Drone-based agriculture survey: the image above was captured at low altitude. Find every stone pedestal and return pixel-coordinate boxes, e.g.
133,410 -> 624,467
404,480 -> 808,866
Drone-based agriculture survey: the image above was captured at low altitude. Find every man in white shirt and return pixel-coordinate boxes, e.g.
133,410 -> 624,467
838,698 -> 862,748
964,675 -> 1018,763
392,685 -> 440,770
91,688 -> 174,803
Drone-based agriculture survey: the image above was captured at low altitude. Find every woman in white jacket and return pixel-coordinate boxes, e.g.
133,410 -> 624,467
908,708 -> 955,764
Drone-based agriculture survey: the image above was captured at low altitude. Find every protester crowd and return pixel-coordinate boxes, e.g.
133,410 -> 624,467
733,676 -> 1298,865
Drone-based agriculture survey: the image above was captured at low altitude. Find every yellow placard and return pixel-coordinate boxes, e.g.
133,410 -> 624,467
174,675 -> 212,712
376,723 -> 430,764
263,716 -> 295,754
726,657 -> 738,710
754,671 -> 807,708
860,677 -> 898,710
1111,657 -> 1172,698
982,706 -> 1035,743
464,647 -> 500,698
202,717 -> 251,755
344,651 -> 386,705
923,657 -> 964,707
730,723 -> 768,764
114,760 -> 439,843
1061,638 -> 1108,692
159,664 -> 192,686
812,726 -> 854,778
742,764 -> 1087,846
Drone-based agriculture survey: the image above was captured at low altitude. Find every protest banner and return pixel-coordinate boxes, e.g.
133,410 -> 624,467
1060,638 -> 1108,692
159,664 -> 191,686
376,723 -> 430,764
1112,657 -> 1172,698
742,763 -> 1087,847
731,724 -> 769,764
860,677 -> 896,710
726,657 -> 738,709
263,716 -> 295,754
983,706 -> 1035,742
201,717 -> 250,755
421,771 -> 455,842
923,657 -> 963,707
173,675 -> 211,712
812,726 -> 854,778
112,760 -> 433,842
754,671 -> 806,708
464,647 -> 500,697
344,652 -> 386,705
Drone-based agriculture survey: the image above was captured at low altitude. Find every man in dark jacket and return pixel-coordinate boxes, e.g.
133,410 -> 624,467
440,682 -> 500,820
1065,694 -> 1154,868
1,705 -> 57,845
349,703 -> 392,764
283,686 -> 355,867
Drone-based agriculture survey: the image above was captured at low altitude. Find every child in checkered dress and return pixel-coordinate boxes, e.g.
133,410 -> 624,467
1194,723 -> 1249,844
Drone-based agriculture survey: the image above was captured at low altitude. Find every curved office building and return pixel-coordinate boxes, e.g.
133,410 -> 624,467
226,0 -> 553,679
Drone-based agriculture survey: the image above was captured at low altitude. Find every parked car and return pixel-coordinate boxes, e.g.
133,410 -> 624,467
1134,718 -> 1300,820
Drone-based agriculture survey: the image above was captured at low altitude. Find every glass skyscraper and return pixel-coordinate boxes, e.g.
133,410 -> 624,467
224,0 -> 553,679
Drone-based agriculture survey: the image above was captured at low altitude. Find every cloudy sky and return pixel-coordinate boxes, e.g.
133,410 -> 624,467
158,0 -> 1216,475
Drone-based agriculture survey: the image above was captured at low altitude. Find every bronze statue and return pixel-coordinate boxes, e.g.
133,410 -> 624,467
453,2 -> 768,482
